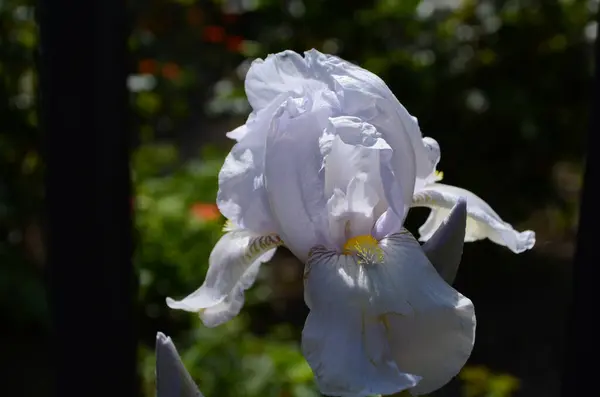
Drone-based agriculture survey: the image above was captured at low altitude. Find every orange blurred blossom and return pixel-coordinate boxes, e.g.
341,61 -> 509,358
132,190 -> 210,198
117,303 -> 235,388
223,14 -> 239,24
190,203 -> 221,221
138,59 -> 158,74
161,62 -> 181,80
226,35 -> 244,52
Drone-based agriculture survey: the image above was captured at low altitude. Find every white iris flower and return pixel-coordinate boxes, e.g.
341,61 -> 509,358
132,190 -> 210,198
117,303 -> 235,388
166,50 -> 535,397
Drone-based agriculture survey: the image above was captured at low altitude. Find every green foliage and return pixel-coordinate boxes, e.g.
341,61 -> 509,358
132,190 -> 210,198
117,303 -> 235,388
460,366 -> 520,397
140,318 -> 318,397
133,143 -> 319,396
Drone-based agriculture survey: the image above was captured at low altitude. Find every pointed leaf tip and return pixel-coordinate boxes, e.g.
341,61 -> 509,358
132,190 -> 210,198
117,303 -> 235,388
422,198 -> 467,285
156,332 -> 203,397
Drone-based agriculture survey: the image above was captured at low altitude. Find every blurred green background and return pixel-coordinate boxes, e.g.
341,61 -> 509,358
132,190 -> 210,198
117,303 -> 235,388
0,0 -> 594,396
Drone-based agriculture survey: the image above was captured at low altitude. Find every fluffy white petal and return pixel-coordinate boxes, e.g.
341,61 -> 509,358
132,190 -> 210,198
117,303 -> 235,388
302,230 -> 475,396
379,232 -> 476,395
244,50 -> 328,110
302,248 -> 420,397
413,183 -> 536,254
264,91 -> 337,261
305,49 -> 437,207
243,49 -> 435,216
166,229 -> 281,327
217,95 -> 287,233
322,124 -> 386,201
320,117 -> 406,240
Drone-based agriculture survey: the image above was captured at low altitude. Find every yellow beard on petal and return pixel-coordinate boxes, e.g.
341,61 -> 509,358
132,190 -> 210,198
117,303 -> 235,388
222,219 -> 237,232
342,235 -> 384,265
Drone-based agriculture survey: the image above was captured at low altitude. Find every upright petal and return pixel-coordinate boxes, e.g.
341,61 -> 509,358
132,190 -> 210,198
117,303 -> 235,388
413,183 -> 536,254
263,91 -> 337,261
217,94 -> 287,234
166,229 -> 282,327
305,49 -> 435,205
320,117 -> 407,244
244,49 -> 431,216
244,50 -> 327,110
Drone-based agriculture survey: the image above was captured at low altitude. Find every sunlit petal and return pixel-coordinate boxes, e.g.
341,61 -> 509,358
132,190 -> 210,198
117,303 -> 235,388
302,247 -> 420,397
245,50 -> 327,110
302,230 -> 475,396
305,49 -> 439,207
244,49 -> 433,217
413,183 -> 536,254
166,229 -> 281,327
320,117 -> 406,243
263,91 -> 337,260
380,232 -> 476,395
217,94 -> 288,233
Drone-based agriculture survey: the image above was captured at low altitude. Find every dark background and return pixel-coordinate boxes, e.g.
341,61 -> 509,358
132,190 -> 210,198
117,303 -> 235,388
0,0 -> 594,396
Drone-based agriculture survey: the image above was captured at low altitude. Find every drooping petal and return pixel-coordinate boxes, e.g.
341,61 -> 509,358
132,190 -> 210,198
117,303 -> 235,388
263,91 -> 337,261
302,231 -> 475,396
244,50 -> 327,110
302,308 -> 421,397
413,183 -> 536,254
156,332 -> 204,397
166,229 -> 281,327
197,257 -> 262,327
302,247 -> 420,397
379,231 -> 476,395
217,94 -> 287,234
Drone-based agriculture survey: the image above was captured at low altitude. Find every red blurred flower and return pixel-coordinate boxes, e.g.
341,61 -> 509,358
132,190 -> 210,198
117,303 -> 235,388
190,203 -> 221,221
223,13 -> 238,25
161,62 -> 181,80
226,35 -> 244,52
138,59 -> 157,74
203,25 -> 225,43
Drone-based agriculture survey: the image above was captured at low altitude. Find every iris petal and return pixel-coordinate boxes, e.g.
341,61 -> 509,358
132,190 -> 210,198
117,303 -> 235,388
166,229 -> 281,327
413,183 -> 535,254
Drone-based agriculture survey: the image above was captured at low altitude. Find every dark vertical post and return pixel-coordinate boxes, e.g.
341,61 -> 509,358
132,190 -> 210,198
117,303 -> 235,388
560,20 -> 600,397
37,1 -> 136,397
